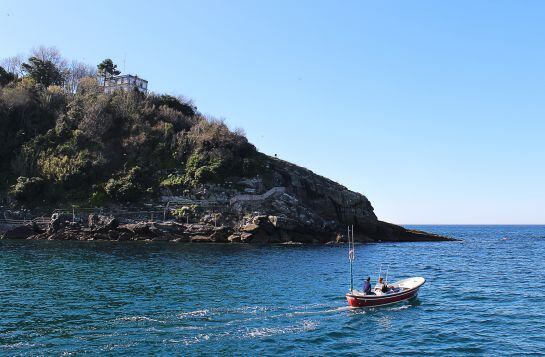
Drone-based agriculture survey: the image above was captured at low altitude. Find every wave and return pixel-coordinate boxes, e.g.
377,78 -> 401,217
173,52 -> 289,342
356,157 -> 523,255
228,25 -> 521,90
115,316 -> 164,323
168,320 -> 319,346
0,342 -> 39,349
242,320 -> 318,339
177,309 -> 210,319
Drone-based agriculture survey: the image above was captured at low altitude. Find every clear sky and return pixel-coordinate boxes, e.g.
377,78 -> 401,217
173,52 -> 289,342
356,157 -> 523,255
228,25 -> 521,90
2,0 -> 544,224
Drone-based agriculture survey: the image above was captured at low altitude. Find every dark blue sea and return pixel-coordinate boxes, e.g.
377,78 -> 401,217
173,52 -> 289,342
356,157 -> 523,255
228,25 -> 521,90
1,225 -> 544,355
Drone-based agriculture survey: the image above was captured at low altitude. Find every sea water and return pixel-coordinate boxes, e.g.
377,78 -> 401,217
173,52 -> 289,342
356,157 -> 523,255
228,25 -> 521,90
1,226 -> 544,355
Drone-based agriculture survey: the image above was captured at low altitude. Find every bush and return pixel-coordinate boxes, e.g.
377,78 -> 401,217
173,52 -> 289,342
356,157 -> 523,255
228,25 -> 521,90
150,94 -> 196,117
0,66 -> 16,86
104,166 -> 146,202
89,189 -> 108,206
160,174 -> 184,188
10,176 -> 45,203
171,205 -> 201,221
37,149 -> 105,188
76,77 -> 100,95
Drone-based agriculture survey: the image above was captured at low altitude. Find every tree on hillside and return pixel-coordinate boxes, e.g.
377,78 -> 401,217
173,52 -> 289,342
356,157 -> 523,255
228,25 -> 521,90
30,46 -> 68,75
151,94 -> 197,117
97,59 -> 121,85
1,47 -> 258,207
0,54 -> 24,77
0,66 -> 16,86
21,56 -> 64,87
65,60 -> 96,93
30,47 -> 96,93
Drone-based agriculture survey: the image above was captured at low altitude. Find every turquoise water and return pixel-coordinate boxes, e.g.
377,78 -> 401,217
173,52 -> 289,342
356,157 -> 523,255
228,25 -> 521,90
1,225 -> 544,355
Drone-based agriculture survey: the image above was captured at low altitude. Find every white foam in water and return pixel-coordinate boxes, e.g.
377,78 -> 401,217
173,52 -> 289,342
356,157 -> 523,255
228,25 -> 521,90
388,304 -> 410,311
222,303 -> 348,325
171,319 -> 318,346
175,325 -> 205,331
0,342 -> 38,349
280,304 -> 351,318
242,320 -> 318,339
225,305 -> 274,315
180,303 -> 335,322
177,309 -> 210,318
182,333 -> 211,346
322,306 -> 352,314
116,316 -> 164,323
167,331 -> 232,346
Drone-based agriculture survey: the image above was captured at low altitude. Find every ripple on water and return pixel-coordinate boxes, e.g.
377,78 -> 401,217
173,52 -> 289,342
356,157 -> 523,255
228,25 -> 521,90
1,226 -> 545,355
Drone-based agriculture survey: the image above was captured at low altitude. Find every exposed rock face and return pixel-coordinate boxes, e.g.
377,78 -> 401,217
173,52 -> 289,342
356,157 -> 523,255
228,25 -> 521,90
88,214 -> 118,230
226,157 -> 455,243
267,159 -> 377,227
2,223 -> 43,239
21,214 -> 233,243
1,157 -> 455,243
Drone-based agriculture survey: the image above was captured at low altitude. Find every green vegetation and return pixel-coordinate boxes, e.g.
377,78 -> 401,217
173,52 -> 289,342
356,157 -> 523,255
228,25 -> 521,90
97,58 -> 121,79
21,57 -> 64,87
0,47 -> 261,207
171,205 -> 202,221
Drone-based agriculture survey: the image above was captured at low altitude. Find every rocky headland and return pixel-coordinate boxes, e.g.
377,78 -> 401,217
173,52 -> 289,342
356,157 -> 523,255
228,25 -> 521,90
1,157 -> 453,244
0,49 -> 454,244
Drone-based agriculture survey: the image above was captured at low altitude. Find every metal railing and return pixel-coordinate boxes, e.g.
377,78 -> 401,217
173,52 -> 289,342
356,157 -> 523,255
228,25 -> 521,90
230,187 -> 286,204
159,196 -> 228,208
0,187 -> 288,227
0,216 -> 50,226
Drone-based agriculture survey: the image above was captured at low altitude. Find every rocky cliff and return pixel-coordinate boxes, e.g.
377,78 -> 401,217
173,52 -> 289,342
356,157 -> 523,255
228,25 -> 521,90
1,155 -> 453,243
225,157 -> 452,243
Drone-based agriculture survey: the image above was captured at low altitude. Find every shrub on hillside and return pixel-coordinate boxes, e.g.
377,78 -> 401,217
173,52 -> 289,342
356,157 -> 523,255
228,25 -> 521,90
1,48 -> 263,206
104,166 -> 148,202
0,66 -> 16,86
150,94 -> 196,117
10,176 -> 45,203
37,149 -> 105,187
160,174 -> 184,190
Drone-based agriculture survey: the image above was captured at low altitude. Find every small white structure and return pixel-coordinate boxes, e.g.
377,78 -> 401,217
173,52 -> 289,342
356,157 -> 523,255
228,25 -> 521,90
102,74 -> 148,94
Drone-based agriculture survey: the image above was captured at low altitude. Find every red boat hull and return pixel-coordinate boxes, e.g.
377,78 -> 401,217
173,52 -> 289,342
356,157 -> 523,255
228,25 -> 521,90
346,287 -> 420,308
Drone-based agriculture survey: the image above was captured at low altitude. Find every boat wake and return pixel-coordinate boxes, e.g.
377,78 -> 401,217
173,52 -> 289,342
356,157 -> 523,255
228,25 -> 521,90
169,300 -> 420,346
177,309 -> 210,319
178,303 -> 351,323
243,320 -> 318,338
116,316 -> 165,322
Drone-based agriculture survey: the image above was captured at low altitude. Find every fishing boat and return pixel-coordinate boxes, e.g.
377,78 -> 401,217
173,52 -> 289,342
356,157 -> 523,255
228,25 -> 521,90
346,276 -> 425,307
344,225 -> 425,308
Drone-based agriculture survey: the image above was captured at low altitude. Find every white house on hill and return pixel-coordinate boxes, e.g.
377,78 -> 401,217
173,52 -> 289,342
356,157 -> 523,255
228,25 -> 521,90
102,74 -> 148,94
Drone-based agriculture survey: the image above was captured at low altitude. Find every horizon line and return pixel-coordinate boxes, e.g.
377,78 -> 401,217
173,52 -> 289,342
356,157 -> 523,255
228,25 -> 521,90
399,223 -> 545,226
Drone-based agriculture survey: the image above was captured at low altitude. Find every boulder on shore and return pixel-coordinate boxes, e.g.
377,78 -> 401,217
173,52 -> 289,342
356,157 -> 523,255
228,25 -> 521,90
88,214 -> 118,231
2,223 -> 43,239
3,212 -> 456,243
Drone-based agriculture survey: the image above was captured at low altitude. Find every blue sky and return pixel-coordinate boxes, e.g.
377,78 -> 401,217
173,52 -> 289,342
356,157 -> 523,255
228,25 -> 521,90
2,0 -> 544,224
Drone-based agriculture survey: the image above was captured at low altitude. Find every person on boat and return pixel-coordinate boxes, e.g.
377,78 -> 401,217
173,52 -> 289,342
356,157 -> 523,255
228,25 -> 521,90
363,277 -> 372,294
375,277 -> 389,294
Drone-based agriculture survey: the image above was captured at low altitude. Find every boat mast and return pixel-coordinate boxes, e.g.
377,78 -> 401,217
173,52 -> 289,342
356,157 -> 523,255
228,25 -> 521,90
385,264 -> 390,285
348,225 -> 355,293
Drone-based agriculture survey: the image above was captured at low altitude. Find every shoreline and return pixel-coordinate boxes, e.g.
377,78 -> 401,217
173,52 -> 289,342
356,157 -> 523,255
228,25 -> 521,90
1,213 -> 456,244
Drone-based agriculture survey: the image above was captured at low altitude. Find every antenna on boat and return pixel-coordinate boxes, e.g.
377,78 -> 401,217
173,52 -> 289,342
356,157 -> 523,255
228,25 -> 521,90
385,264 -> 390,285
348,225 -> 355,293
